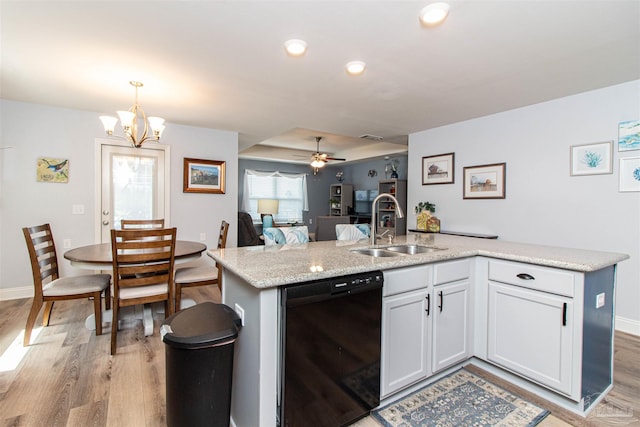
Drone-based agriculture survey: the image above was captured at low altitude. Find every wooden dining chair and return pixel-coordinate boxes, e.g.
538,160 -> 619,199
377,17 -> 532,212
22,224 -> 111,346
174,220 -> 229,311
121,218 -> 165,230
110,227 -> 176,355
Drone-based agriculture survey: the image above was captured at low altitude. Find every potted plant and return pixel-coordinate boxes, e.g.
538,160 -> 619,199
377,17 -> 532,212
329,198 -> 340,209
415,202 -> 439,232
414,202 -> 436,214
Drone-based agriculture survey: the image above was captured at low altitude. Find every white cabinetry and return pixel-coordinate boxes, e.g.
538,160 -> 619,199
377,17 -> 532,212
381,265 -> 431,398
432,259 -> 472,373
381,259 -> 472,397
487,259 -> 579,399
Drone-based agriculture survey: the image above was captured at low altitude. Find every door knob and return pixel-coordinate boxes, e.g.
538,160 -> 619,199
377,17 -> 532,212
102,220 -> 109,226
102,210 -> 110,216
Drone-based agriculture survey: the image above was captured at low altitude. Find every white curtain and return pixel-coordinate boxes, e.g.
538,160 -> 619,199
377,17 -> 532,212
242,169 -> 309,220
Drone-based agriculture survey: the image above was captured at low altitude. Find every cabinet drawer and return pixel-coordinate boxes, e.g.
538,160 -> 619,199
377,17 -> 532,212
383,265 -> 431,296
433,258 -> 472,285
488,259 -> 575,297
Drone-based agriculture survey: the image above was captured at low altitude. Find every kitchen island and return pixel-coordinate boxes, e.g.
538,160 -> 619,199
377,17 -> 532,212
209,234 -> 628,427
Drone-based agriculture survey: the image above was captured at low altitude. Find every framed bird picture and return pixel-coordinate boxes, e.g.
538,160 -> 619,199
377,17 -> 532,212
37,157 -> 69,183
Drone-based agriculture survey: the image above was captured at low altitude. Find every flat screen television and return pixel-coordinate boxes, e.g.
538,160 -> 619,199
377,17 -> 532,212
354,190 -> 378,215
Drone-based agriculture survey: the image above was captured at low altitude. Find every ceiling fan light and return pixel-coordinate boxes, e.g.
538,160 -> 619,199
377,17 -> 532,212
419,2 -> 450,26
345,61 -> 366,76
284,39 -> 308,57
311,159 -> 325,168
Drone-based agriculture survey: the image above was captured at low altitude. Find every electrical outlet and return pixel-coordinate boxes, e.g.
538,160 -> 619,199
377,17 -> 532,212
63,239 -> 71,249
234,303 -> 245,326
309,218 -> 313,224
596,293 -> 605,309
200,233 -> 206,241
72,204 -> 85,215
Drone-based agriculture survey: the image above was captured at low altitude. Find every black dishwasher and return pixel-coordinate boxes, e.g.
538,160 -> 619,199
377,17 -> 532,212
279,270 -> 383,427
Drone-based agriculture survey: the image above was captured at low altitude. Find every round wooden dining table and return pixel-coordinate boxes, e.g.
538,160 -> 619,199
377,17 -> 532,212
63,240 -> 207,336
64,240 -> 207,268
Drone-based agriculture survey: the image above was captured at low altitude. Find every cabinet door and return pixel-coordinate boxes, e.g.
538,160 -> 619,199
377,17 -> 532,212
432,281 -> 471,373
381,288 -> 430,398
488,282 -> 573,395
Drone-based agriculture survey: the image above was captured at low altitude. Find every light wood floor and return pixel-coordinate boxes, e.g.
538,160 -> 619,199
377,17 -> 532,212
0,287 -> 638,427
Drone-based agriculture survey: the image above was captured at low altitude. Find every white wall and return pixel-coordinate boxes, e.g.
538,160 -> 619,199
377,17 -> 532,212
0,99 -> 238,298
408,80 -> 640,334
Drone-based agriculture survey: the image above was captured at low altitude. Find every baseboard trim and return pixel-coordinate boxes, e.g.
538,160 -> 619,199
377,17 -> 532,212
615,315 -> 640,336
0,286 -> 33,301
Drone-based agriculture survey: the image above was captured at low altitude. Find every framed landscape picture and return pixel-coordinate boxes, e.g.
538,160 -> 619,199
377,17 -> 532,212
422,152 -> 455,185
463,163 -> 506,199
570,141 -> 613,176
183,158 -> 226,194
618,120 -> 640,152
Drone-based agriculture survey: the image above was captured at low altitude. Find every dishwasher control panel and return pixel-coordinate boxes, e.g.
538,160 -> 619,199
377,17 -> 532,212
331,270 -> 383,294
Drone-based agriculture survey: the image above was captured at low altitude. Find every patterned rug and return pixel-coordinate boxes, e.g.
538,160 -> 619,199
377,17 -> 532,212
372,369 -> 549,427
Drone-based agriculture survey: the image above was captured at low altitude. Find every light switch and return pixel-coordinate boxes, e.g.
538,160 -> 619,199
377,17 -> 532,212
63,239 -> 71,249
72,204 -> 85,215
200,233 -> 206,241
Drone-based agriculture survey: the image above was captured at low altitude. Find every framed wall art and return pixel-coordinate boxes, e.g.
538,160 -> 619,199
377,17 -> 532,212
422,152 -> 455,185
37,157 -> 69,183
463,163 -> 506,199
183,158 -> 226,194
619,157 -> 640,192
618,120 -> 640,152
570,141 -> 613,176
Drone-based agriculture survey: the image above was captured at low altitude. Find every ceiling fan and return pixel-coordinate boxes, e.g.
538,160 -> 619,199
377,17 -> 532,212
310,136 -> 345,174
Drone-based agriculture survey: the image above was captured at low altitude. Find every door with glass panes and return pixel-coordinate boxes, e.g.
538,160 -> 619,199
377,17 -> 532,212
98,140 -> 170,243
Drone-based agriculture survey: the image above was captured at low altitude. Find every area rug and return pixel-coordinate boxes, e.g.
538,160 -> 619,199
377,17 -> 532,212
372,369 -> 549,427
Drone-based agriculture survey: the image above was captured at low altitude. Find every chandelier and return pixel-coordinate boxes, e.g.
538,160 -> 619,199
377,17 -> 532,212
99,81 -> 165,148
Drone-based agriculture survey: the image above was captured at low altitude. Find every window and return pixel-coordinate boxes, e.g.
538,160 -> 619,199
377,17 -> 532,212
242,169 -> 309,223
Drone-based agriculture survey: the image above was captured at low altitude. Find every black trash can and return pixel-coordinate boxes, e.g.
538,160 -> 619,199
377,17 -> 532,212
161,302 -> 241,427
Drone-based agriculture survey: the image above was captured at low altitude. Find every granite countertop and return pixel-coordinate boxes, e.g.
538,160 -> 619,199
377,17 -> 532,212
208,234 -> 629,289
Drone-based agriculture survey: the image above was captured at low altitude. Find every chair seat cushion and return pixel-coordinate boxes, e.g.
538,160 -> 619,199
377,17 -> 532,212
118,283 -> 168,300
175,266 -> 218,284
42,274 -> 111,297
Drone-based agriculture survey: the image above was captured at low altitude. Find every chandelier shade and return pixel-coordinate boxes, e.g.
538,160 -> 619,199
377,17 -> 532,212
99,81 -> 165,148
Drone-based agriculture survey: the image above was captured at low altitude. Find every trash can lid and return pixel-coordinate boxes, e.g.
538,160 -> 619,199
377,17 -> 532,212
161,302 -> 241,349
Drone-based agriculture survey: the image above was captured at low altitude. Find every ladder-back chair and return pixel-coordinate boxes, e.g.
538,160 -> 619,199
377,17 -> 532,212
22,223 -> 111,346
174,220 -> 229,311
110,227 -> 176,355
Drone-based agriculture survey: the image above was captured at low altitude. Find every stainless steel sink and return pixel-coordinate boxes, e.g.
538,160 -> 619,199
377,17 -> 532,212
384,245 -> 447,255
349,248 -> 404,257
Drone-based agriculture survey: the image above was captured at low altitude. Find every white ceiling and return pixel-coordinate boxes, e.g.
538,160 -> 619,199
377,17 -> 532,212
2,1 -> 639,165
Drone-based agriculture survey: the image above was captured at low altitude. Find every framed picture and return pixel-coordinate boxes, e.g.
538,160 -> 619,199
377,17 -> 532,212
570,141 -> 613,176
37,157 -> 69,183
422,152 -> 455,185
463,163 -> 506,199
183,158 -> 226,194
619,157 -> 640,192
618,120 -> 640,151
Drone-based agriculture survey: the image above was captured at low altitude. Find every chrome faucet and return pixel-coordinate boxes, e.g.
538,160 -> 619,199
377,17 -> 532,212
370,193 -> 404,246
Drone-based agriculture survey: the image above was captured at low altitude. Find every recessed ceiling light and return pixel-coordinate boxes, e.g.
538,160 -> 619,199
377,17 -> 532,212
345,61 -> 366,76
419,2 -> 450,26
284,39 -> 308,57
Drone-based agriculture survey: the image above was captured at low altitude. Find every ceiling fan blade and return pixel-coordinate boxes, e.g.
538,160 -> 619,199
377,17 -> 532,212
326,157 -> 346,161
